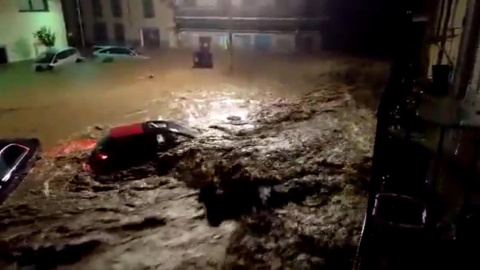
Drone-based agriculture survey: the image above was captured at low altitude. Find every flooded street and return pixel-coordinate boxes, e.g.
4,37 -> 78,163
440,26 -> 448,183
0,51 -> 388,269
0,51 -> 352,147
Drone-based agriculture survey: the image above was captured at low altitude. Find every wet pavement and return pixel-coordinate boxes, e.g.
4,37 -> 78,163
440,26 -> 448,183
0,50 -> 388,269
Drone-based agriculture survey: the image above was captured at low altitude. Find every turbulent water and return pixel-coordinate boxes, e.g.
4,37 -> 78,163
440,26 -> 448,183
0,80 -> 376,269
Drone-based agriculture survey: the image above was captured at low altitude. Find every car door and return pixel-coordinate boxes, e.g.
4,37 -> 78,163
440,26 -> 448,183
0,144 -> 29,187
110,48 -> 135,60
65,49 -> 77,64
53,50 -> 69,68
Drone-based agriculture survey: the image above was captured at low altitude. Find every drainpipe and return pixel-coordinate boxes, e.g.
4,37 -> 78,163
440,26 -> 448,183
228,0 -> 233,73
75,0 -> 86,47
437,0 -> 454,65
454,0 -> 480,99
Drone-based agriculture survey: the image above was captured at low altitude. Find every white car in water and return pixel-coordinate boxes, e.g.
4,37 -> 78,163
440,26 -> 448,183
92,46 -> 150,62
33,47 -> 84,71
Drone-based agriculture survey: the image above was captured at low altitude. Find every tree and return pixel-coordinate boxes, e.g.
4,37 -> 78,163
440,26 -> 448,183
33,27 -> 56,48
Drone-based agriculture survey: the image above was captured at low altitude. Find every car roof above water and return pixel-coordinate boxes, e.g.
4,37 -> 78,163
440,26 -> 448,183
109,123 -> 144,138
45,47 -> 76,54
93,45 -> 134,51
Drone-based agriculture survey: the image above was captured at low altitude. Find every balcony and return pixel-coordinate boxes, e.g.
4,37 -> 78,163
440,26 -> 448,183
175,17 -> 325,32
174,0 -> 326,19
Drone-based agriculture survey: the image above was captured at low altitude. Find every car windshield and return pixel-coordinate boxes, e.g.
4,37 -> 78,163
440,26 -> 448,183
95,136 -> 113,152
0,157 -> 8,180
35,52 -> 56,63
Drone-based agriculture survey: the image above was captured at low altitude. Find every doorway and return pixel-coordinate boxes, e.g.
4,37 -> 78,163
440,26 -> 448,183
114,23 -> 126,45
0,46 -> 8,64
142,27 -> 160,48
94,22 -> 108,44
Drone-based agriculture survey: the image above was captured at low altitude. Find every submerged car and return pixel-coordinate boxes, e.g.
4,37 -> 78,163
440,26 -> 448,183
33,47 -> 84,71
0,139 -> 41,204
86,121 -> 196,174
92,46 -> 150,62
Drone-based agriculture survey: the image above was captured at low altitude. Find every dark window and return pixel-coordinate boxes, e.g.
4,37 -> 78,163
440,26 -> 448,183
65,49 -> 77,57
19,0 -> 48,12
91,0 -> 103,17
56,50 -> 69,60
110,0 -> 122,18
35,52 -> 56,64
94,22 -> 108,43
57,49 -> 75,60
96,136 -> 114,153
142,0 -> 155,18
114,23 -> 126,44
109,48 -> 132,55
0,145 -> 27,170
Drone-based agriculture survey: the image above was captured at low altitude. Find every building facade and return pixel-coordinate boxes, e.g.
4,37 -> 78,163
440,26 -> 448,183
175,0 -> 326,52
0,0 -> 68,63
72,0 -> 176,48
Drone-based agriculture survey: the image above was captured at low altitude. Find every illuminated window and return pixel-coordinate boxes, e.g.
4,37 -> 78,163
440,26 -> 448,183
143,0 -> 155,18
19,0 -> 49,12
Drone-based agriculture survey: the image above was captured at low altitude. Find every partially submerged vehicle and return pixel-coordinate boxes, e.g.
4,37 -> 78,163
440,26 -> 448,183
33,47 -> 84,71
92,46 -> 150,63
86,121 -> 196,174
0,139 -> 41,204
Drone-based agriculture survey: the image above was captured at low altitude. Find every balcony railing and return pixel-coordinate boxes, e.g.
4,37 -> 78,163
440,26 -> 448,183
175,3 -> 326,18
175,17 -> 326,32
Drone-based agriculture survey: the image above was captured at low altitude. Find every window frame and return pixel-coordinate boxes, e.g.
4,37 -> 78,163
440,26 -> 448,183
114,23 -> 126,43
56,50 -> 69,60
19,0 -> 49,12
142,0 -> 155,18
110,48 -> 133,55
91,0 -> 103,18
0,144 -> 29,182
110,0 -> 123,18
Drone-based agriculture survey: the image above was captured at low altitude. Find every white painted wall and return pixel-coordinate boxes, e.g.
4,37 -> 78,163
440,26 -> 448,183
79,0 -> 175,47
0,0 -> 68,62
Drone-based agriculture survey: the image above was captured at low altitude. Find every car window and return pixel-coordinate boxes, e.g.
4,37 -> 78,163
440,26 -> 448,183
35,52 -> 56,64
96,136 -> 114,153
67,49 -> 77,56
56,50 -> 69,60
0,158 -> 9,179
0,145 -> 28,179
110,48 -> 132,55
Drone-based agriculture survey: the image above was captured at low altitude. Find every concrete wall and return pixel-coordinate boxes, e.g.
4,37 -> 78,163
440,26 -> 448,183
0,0 -> 68,62
78,0 -> 175,47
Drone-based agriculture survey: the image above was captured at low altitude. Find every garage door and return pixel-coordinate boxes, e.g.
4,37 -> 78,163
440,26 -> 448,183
254,35 -> 272,51
234,35 -> 251,50
142,27 -> 161,48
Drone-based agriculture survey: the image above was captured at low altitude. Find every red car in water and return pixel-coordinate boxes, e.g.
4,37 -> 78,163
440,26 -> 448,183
86,121 -> 196,174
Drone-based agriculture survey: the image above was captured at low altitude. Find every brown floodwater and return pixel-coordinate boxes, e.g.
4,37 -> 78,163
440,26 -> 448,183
0,51 -> 389,269
0,50 -> 340,147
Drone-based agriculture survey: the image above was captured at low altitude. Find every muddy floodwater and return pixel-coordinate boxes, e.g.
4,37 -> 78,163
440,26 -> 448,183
0,51 -> 388,269
0,51 -> 378,146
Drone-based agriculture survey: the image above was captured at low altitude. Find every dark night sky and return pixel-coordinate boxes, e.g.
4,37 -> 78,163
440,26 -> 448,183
322,0 -> 426,56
